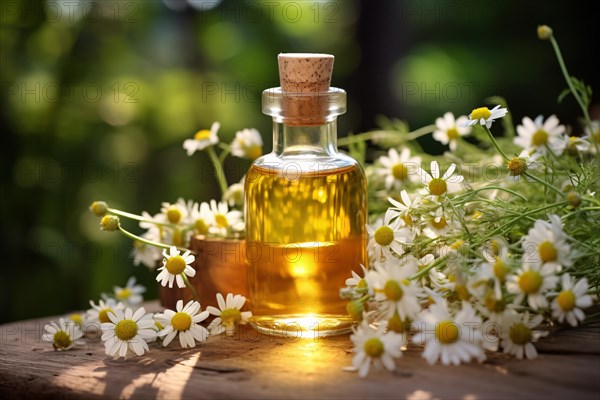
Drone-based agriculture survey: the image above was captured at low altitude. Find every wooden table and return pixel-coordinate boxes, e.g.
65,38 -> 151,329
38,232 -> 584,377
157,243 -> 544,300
1,301 -> 599,399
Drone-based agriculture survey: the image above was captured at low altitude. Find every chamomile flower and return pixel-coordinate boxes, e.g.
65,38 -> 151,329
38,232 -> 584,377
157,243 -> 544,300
419,161 -> 464,197
223,177 -> 245,208
208,200 -> 245,237
422,211 -> 459,239
562,135 -> 591,155
432,112 -> 471,151
499,311 -> 547,359
67,312 -> 86,329
101,307 -> 156,359
522,214 -> 573,271
183,121 -> 220,156
155,300 -> 210,348
551,274 -> 592,327
189,201 -> 214,235
388,190 -> 417,227
376,148 -> 421,190
583,120 -> 600,153
345,264 -> 368,287
350,320 -> 404,377
156,246 -> 196,289
412,301 -> 487,365
514,115 -> 566,156
207,293 -> 252,336
112,277 -> 146,306
231,128 -> 263,160
506,263 -> 558,310
471,243 -> 512,300
365,257 -> 422,321
87,299 -> 125,325
507,150 -> 540,182
159,198 -> 189,225
43,318 -> 84,351
465,105 -> 508,128
366,209 -> 412,260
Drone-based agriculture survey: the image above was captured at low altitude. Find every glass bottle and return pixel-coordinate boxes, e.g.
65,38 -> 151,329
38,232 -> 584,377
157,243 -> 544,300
244,54 -> 367,338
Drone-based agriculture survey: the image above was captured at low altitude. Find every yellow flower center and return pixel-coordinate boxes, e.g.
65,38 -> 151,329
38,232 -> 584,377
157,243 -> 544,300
356,278 -> 368,289
171,312 -> 192,331
246,145 -> 262,160
384,280 -> 404,301
429,178 -> 447,196
195,218 -> 209,235
194,129 -> 211,141
557,290 -> 576,311
392,163 -> 408,181
531,129 -> 549,147
455,284 -> 470,301
69,313 -> 83,326
363,337 -> 384,358
509,322 -> 532,345
446,128 -> 459,140
484,292 -> 506,313
431,217 -> 447,230
115,319 -> 138,341
518,270 -> 543,294
567,191 -> 581,208
98,308 -> 114,324
507,157 -> 527,176
387,313 -> 410,333
166,206 -> 182,224
539,241 -> 557,263
165,255 -> 187,275
90,201 -> 108,217
493,258 -> 508,282
221,308 -> 242,325
436,320 -> 460,344
488,239 -> 501,257
53,330 -> 72,349
470,107 -> 492,120
374,226 -> 394,246
450,240 -> 464,251
402,214 -> 413,226
100,215 -> 119,231
116,288 -> 132,300
215,213 -> 228,228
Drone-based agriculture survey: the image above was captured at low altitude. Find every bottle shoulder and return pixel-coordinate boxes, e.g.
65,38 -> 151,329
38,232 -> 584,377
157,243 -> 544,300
250,151 -> 364,175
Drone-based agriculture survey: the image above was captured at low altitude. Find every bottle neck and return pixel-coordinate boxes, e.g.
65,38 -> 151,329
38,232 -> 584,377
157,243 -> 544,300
272,120 -> 338,156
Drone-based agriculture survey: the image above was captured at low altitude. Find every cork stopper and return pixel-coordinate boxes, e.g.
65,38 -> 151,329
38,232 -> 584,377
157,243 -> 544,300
278,53 -> 334,93
277,53 -> 335,125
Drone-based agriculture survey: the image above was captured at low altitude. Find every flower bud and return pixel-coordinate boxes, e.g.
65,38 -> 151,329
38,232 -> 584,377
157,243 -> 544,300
100,215 -> 120,232
537,25 -> 553,40
346,300 -> 365,322
90,201 -> 108,217
567,191 -> 581,208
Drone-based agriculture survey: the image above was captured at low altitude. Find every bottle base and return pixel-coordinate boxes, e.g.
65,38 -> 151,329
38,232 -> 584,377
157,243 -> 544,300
249,314 -> 354,338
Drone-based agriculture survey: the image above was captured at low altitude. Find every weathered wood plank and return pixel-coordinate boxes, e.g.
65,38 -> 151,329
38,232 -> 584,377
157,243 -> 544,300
1,302 -> 599,399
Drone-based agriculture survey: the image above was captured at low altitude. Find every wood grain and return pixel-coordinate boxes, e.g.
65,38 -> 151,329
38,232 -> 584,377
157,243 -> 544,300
1,301 -> 599,399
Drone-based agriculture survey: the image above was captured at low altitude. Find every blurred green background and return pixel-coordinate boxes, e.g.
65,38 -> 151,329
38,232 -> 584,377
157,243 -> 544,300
1,0 -> 598,323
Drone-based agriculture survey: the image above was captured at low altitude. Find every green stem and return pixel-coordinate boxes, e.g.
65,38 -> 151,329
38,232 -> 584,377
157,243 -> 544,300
181,273 -> 199,302
411,256 -> 447,280
118,225 -> 192,254
218,143 -> 232,164
549,35 -> 591,127
337,124 -> 436,146
522,170 -> 565,197
447,200 -> 471,239
453,186 -> 528,202
108,208 -> 175,228
482,125 -> 510,161
474,201 -> 568,243
207,145 -> 228,197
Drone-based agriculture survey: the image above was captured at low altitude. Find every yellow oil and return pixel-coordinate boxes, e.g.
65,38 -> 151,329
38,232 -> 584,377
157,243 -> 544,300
245,162 -> 367,337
